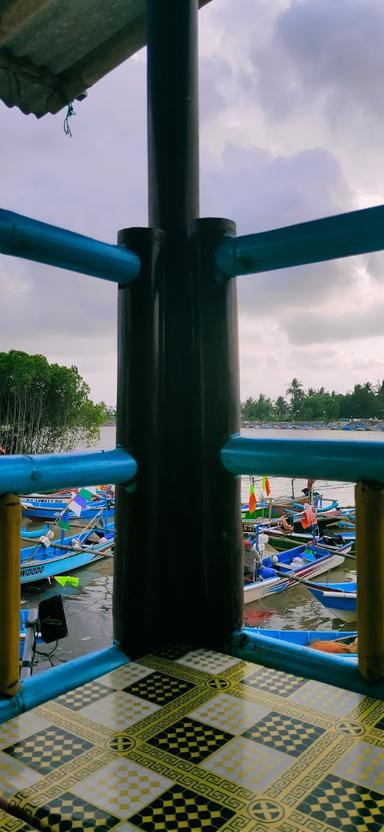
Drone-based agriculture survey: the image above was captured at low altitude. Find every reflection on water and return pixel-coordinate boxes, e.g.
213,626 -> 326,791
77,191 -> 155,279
23,425 -> 371,670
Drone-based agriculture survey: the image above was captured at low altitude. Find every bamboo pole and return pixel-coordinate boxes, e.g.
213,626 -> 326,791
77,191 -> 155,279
0,494 -> 20,695
356,481 -> 384,681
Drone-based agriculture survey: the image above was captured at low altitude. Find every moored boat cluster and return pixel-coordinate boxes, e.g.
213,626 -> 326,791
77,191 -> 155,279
242,484 -> 358,664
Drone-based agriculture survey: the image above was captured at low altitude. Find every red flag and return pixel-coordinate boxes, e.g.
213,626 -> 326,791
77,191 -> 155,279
248,482 -> 257,514
262,476 -> 271,497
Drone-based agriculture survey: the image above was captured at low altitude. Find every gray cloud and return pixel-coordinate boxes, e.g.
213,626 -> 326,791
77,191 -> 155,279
283,301 -> 384,344
202,142 -> 357,312
251,0 -> 384,130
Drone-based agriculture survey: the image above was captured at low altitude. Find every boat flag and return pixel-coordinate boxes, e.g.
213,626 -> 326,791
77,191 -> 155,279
248,481 -> 257,514
262,476 -> 271,497
79,486 -> 98,500
57,511 -> 71,531
67,486 -> 97,517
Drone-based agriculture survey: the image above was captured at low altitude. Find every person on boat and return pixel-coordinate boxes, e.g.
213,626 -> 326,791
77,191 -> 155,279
278,514 -> 294,533
243,540 -> 255,582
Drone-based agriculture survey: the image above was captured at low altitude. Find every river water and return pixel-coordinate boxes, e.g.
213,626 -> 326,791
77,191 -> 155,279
23,426 -> 382,670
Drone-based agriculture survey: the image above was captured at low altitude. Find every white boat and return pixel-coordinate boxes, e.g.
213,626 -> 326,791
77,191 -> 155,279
243,542 -> 347,604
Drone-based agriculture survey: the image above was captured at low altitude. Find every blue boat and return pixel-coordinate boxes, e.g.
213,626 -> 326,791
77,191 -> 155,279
243,628 -> 358,664
20,528 -> 114,585
244,540 -> 349,603
305,581 -> 357,623
21,494 -> 113,522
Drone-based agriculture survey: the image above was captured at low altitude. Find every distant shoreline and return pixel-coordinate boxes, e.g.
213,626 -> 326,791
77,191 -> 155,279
241,419 -> 384,432
103,418 -> 383,432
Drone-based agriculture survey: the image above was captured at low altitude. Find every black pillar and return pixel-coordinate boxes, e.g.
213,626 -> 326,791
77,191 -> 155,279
147,0 -> 199,228
114,0 -> 243,656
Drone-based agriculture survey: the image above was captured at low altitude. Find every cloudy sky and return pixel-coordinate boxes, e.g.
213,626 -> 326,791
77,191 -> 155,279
1,0 -> 384,406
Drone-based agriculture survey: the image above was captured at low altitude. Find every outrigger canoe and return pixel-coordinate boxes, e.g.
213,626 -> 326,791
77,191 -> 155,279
20,528 -> 114,585
21,523 -> 49,540
243,541 -> 349,604
259,528 -> 356,553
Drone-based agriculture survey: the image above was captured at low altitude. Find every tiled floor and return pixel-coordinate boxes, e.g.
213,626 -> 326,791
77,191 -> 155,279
0,648 -> 384,831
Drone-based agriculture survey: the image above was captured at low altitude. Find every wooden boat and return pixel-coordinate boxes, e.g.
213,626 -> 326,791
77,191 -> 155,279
21,494 -> 113,522
260,528 -> 356,553
243,541 -> 348,604
243,628 -> 358,664
305,580 -> 357,622
242,496 -> 339,522
20,528 -> 114,585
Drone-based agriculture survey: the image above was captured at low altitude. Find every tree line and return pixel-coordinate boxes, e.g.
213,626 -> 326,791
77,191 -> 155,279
241,378 -> 384,422
0,351 -> 107,454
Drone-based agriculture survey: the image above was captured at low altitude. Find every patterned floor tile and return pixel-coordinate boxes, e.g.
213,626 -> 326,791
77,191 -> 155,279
124,671 -> 195,706
297,772 -> 384,831
175,649 -> 240,675
374,713 -> 384,731
0,750 -> 42,799
333,740 -> 384,794
202,736 -> 293,792
113,826 -> 138,832
289,680 -> 365,716
97,663 -> 155,690
129,784 -> 235,831
72,757 -> 173,817
56,682 -> 113,711
0,808 -> 38,831
148,717 -> 233,763
188,692 -> 270,734
3,726 -> 93,775
78,690 -> 160,731
31,792 -> 120,831
153,644 -> 191,660
0,714 -> 52,751
241,666 -> 306,697
243,710 -> 325,757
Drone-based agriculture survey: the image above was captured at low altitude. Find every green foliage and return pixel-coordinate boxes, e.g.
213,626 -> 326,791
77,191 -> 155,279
0,350 -> 107,453
241,378 -> 384,423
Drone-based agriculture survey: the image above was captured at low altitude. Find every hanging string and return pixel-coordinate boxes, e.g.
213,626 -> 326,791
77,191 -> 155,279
63,102 -> 76,137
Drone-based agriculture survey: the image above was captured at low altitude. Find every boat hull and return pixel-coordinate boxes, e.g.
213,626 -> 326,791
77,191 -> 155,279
20,531 -> 114,584
20,549 -> 107,584
307,582 -> 357,622
244,628 -> 358,664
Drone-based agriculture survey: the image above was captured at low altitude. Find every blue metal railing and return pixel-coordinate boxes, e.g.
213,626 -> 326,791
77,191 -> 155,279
215,204 -> 384,278
221,435 -> 384,484
0,210 -> 140,284
0,449 -> 137,495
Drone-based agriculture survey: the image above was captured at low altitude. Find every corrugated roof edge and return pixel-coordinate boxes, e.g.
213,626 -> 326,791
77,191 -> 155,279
0,0 -> 212,118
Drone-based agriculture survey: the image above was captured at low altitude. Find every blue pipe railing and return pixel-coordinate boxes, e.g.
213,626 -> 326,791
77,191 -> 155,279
0,210 -> 141,284
0,448 -> 137,494
215,204 -> 384,278
221,435 -> 384,483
